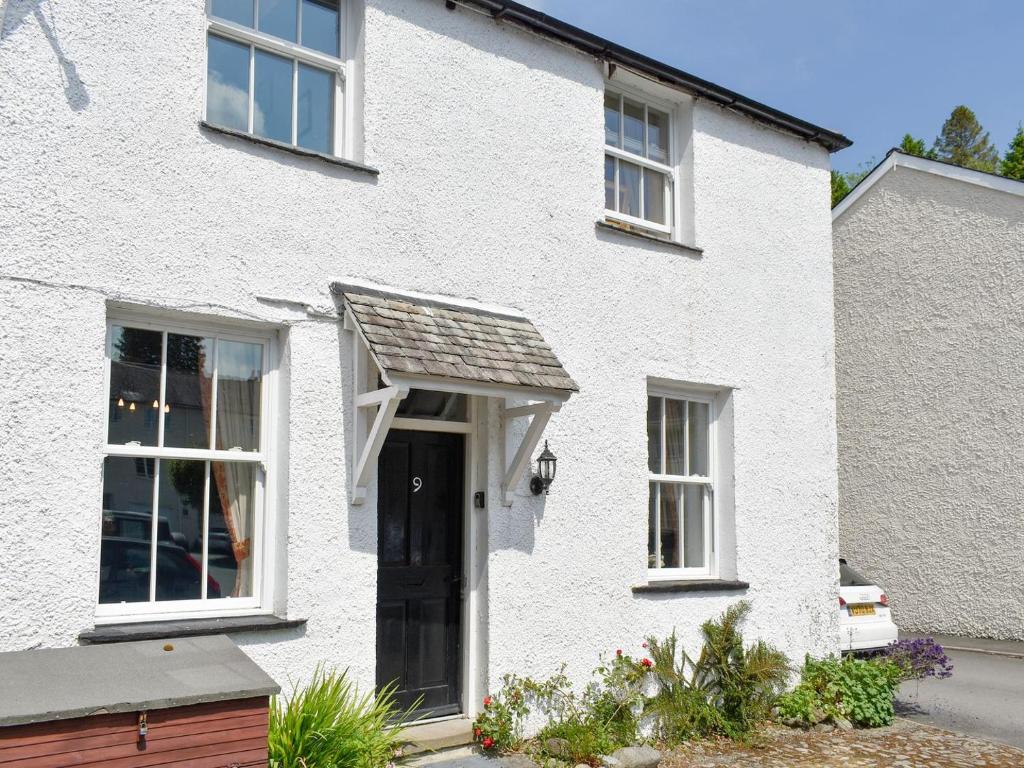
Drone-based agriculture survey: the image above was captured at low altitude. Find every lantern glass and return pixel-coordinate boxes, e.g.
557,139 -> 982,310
537,441 -> 557,482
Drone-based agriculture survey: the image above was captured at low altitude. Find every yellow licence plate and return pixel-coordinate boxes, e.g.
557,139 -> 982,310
849,604 -> 876,617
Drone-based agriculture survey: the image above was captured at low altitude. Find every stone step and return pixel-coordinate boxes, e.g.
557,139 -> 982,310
401,718 -> 476,756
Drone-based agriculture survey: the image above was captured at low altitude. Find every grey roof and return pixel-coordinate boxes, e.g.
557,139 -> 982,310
334,285 -> 579,394
0,635 -> 279,727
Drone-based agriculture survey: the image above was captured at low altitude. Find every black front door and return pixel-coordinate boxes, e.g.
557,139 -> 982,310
376,429 -> 464,718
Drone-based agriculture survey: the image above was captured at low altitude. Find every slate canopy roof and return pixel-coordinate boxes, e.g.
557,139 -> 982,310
333,283 -> 579,395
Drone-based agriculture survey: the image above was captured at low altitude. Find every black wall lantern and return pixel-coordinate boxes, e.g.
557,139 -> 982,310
530,441 -> 557,495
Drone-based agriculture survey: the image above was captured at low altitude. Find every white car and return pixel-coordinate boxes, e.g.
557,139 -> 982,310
839,558 -> 899,653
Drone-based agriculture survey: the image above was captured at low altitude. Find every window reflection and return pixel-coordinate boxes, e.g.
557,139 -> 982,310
206,35 -> 250,132
254,49 -> 293,143
108,326 -> 162,447
216,340 -> 263,451
298,64 -> 334,153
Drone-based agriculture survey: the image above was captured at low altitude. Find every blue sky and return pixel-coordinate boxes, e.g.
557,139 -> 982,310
518,0 -> 1023,175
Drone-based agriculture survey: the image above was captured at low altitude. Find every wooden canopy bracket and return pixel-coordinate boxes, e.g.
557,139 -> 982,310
347,312 -> 409,504
501,401 -> 561,507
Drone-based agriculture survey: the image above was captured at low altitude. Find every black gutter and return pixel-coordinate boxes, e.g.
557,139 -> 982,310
443,0 -> 852,153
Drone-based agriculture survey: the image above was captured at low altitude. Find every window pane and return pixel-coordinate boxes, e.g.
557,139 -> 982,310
647,107 -> 669,163
297,64 -> 333,153
648,482 -> 658,569
254,49 -> 293,143
209,462 -> 257,598
688,401 -> 710,476
644,168 -> 667,225
683,484 -> 705,568
604,155 -> 616,210
206,34 -> 250,132
258,0 -> 297,42
108,326 -> 162,447
396,389 -> 467,421
665,398 -> 686,475
156,460 -> 205,601
604,92 -> 620,147
99,457 -> 155,604
211,0 -> 254,27
618,160 -> 641,218
164,334 -> 214,450
622,98 -> 644,156
659,483 -> 680,569
301,0 -> 339,56
215,340 -> 263,452
647,396 -> 662,473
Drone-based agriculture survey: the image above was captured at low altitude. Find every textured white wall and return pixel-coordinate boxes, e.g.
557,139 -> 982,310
834,165 -> 1024,641
0,0 -> 838,697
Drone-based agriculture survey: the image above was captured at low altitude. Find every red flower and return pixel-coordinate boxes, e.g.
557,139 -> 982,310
641,658 -> 653,668
483,696 -> 493,707
482,737 -> 495,749
474,728 -> 482,738
642,642 -> 649,649
616,649 -> 623,657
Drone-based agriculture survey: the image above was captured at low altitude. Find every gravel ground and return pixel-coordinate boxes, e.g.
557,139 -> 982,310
660,719 -> 1024,768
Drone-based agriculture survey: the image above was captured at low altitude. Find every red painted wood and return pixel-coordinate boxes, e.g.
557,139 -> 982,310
0,698 -> 269,768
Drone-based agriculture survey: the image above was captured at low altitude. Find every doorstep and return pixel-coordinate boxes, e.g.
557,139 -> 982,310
403,717 -> 476,755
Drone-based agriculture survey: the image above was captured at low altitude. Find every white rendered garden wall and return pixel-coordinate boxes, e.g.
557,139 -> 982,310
0,0 -> 839,702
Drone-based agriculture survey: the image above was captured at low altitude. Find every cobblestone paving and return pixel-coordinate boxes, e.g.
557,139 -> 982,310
661,720 -> 1024,768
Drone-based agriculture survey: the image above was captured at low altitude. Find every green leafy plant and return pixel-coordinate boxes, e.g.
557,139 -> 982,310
645,602 -> 789,742
777,655 -> 904,729
268,665 -> 415,768
473,653 -> 644,761
472,675 -> 530,752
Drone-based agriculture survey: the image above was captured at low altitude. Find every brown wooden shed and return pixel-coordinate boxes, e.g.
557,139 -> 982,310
0,635 -> 279,767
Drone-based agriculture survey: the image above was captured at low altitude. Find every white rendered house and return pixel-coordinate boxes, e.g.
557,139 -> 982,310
833,150 -> 1024,641
0,0 -> 847,721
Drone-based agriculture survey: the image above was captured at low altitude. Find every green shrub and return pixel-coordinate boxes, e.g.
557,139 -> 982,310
472,675 -> 530,752
777,655 -> 904,728
268,665 -> 415,768
473,653 -> 644,761
646,601 -> 789,742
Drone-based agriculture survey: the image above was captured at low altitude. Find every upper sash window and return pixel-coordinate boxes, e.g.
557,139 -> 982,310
206,0 -> 344,155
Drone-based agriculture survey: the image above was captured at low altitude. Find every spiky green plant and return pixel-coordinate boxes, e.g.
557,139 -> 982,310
691,602 -> 789,737
644,601 -> 789,742
268,665 -> 416,768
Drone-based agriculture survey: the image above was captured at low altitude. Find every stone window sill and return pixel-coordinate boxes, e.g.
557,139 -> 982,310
632,579 -> 750,595
596,220 -> 703,256
79,615 -> 306,644
200,120 -> 380,176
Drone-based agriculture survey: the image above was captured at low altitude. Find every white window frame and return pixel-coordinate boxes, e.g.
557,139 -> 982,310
97,314 -> 277,623
604,86 -> 677,236
204,0 -> 348,156
647,386 -> 717,580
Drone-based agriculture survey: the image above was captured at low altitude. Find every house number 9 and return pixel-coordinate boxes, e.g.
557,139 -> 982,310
412,477 -> 423,493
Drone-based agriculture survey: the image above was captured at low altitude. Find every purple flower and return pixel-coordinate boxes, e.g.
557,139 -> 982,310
882,637 -> 954,680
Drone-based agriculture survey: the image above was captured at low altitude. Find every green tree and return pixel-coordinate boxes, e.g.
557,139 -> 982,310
899,133 -> 929,157
931,105 -> 999,172
1000,124 -> 1024,180
831,170 -> 850,207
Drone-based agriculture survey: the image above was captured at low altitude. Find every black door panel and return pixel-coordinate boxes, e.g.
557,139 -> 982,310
376,430 -> 464,718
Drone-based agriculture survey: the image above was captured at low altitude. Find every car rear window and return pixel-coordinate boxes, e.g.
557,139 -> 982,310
840,561 -> 874,586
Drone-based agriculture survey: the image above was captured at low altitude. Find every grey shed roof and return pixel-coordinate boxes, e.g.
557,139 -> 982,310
0,635 -> 279,727
334,284 -> 579,394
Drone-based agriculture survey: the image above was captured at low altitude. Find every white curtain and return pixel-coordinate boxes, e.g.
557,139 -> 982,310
213,375 -> 260,597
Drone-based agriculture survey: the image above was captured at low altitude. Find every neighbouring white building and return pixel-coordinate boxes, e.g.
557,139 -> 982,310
833,150 -> 1024,641
0,0 -> 848,723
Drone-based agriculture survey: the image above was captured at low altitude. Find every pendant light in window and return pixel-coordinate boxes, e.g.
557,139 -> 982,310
117,397 -> 125,407
152,399 -> 159,409
128,402 -> 136,411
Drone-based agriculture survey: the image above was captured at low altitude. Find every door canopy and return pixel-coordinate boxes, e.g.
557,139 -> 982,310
332,280 -> 578,505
